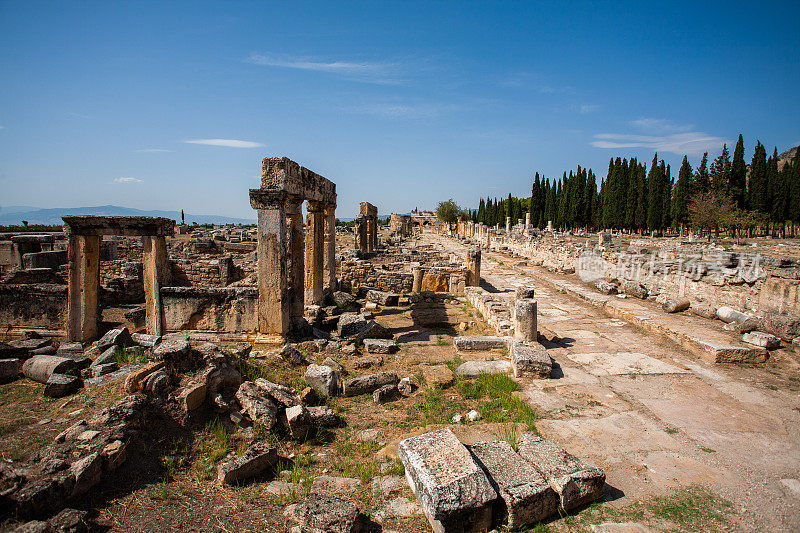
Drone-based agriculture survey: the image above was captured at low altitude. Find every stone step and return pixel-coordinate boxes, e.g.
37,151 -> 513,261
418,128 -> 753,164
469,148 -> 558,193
454,336 -> 510,351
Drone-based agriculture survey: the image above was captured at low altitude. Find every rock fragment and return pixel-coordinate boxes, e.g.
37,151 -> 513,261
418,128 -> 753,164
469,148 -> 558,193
217,442 -> 277,485
511,342 -> 552,378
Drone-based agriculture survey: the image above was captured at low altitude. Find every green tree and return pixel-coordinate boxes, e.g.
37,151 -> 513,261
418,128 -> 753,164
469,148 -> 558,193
710,144 -> 731,193
694,152 -> 710,195
747,141 -> 768,215
435,198 -> 462,224
647,153 -> 663,232
731,134 -> 747,208
673,156 -> 693,229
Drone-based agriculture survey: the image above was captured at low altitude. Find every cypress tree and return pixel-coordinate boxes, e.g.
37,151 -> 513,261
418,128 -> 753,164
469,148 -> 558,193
635,161 -> 648,232
662,162 -> 672,230
673,156 -> 692,228
477,198 -> 485,224
625,158 -> 638,230
694,152 -> 710,195
731,134 -> 747,208
748,141 -> 768,214
647,153 -> 663,232
710,144 -> 731,192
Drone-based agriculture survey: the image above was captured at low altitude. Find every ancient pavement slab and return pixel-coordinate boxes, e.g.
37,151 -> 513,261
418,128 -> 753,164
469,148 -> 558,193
398,427 -> 497,533
566,352 -> 689,376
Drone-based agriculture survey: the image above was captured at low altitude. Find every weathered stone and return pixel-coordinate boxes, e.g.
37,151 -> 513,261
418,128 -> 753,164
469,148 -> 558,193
70,452 -> 102,497
130,332 -> 161,348
742,331 -> 781,349
101,440 -> 127,471
284,404 -> 312,440
91,362 -> 118,378
736,317 -> 761,334
97,327 -> 132,352
342,371 -> 399,397
689,302 -> 716,319
10,338 -> 52,352
123,361 -> 164,392
465,410 -> 482,422
305,364 -> 339,397
311,475 -> 362,495
363,338 -> 398,354
179,382 -> 207,411
470,440 -> 559,530
662,298 -> 690,313
514,299 -> 538,343
44,374 -> 82,398
515,287 -> 535,299
22,355 -> 76,384
366,290 -> 400,306
235,381 -> 278,428
308,405 -> 339,427
517,433 -> 605,511
292,492 -> 362,533
759,312 -> 800,342
47,507 -> 88,533
421,272 -> 449,292
398,376 -> 418,396
421,364 -> 455,388
593,280 -> 617,295
11,520 -> 48,532
337,313 -> 367,337
0,358 -> 21,383
217,441 -> 278,485
621,281 -> 647,299
31,346 -> 57,356
352,355 -> 383,369
90,346 -> 119,368
512,342 -> 552,378
454,336 -> 509,351
329,290 -> 358,310
398,427 -> 497,533
456,360 -> 512,378
256,378 -> 299,407
373,383 -> 401,404
716,306 -> 751,324
280,344 -> 308,365
0,342 -> 27,360
153,338 -> 190,362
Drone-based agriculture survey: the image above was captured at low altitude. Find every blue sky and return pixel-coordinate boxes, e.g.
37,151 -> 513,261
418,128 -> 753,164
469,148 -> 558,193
1,1 -> 798,218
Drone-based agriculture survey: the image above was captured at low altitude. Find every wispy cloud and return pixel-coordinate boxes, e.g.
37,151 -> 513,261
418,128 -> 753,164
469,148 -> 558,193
0,126 -> 5,129
577,104 -> 600,114
629,117 -> 693,134
346,102 -> 458,119
113,177 -> 142,184
248,53 -> 403,84
591,132 -> 727,155
135,148 -> 173,153
184,139 -> 264,148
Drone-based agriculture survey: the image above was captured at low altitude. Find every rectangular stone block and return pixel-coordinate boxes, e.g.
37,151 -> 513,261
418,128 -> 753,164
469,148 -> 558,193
517,433 -> 605,511
470,440 -> 559,530
454,336 -> 510,351
511,342 -> 552,379
399,427 -> 497,533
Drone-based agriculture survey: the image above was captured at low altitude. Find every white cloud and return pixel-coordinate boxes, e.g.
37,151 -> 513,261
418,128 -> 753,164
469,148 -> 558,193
135,148 -> 173,153
184,139 -> 264,148
0,125 -> 4,129
629,117 -> 693,133
248,53 -> 403,84
113,177 -> 142,184
346,102 -> 457,119
591,132 -> 727,156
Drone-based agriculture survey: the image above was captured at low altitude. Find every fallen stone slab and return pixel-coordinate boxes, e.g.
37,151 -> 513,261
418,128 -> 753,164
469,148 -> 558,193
517,432 -> 605,511
511,342 -> 552,378
256,378 -> 300,407
22,356 -> 76,384
742,331 -> 781,349
284,405 -> 312,440
758,312 -> 800,342
329,290 -> 359,310
123,361 -> 164,392
44,374 -> 82,398
131,333 -> 161,348
398,427 -> 497,533
84,362 -> 147,388
308,405 -> 339,427
662,298 -> 690,314
305,364 -> 339,397
454,336 -> 510,351
90,346 -> 119,368
153,338 -> 191,368
47,507 -> 89,532
58,353 -> 91,369
217,441 -> 277,485
179,382 -> 207,412
292,492 -> 362,533
280,344 -> 308,365
456,360 -> 512,378
9,338 -> 52,352
366,290 -> 400,306
363,339 -> 398,354
716,306 -> 751,324
235,381 -> 278,428
470,440 -> 559,530
373,383 -> 401,404
0,358 -> 21,383
70,452 -> 102,497
31,346 -> 57,356
97,327 -> 131,352
342,371 -> 399,397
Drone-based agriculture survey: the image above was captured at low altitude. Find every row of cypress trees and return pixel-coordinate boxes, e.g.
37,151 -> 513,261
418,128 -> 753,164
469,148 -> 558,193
469,135 -> 800,236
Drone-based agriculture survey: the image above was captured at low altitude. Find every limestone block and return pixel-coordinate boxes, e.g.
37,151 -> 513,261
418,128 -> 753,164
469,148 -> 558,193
363,339 -> 398,354
102,440 -> 127,471
517,433 -> 605,511
284,405 -> 312,440
179,382 -> 207,411
235,381 -> 278,428
621,281 -> 646,299
373,383 -> 401,404
291,492 -> 362,533
131,333 -> 161,348
256,378 -> 300,407
342,371 -> 399,397
22,356 -> 76,384
305,364 -> 339,397
308,405 -> 339,427
742,331 -> 781,349
454,336 -> 510,351
90,346 -> 119,368
593,280 -> 617,295
398,427 -> 497,533
470,440 -> 559,529
421,364 -> 455,388
70,452 -> 102,497
97,327 -> 132,352
217,441 -> 277,485
662,298 -> 690,313
758,312 -> 800,342
456,360 -> 512,378
44,373 -> 82,398
716,306 -> 752,324
366,290 -> 400,306
58,342 -> 84,354
0,358 -> 21,383
421,272 -> 449,292
511,342 -> 552,378
91,362 -> 118,378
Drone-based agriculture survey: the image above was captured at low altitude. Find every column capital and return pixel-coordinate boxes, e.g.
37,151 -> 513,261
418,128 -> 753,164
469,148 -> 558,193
306,199 -> 325,213
249,189 -> 287,210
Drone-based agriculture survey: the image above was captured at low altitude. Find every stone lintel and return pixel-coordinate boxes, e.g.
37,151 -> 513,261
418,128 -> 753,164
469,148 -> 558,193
62,216 -> 175,237
260,157 -> 336,205
359,202 -> 378,217
249,189 -> 288,210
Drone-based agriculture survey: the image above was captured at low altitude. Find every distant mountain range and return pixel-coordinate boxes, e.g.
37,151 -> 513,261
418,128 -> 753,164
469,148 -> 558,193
0,205 -> 255,226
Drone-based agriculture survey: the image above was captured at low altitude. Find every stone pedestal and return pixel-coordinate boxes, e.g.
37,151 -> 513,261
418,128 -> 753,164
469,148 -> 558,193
514,298 -> 538,343
142,235 -> 169,336
466,248 -> 481,287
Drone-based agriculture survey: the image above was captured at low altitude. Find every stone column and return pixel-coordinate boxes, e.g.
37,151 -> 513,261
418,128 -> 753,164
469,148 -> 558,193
354,215 -> 367,253
514,298 -> 538,343
304,200 -> 325,305
412,263 -> 423,293
466,248 -> 481,287
323,204 -> 337,293
142,235 -> 169,336
506,217 -> 512,234
286,196 -> 305,325
368,216 -> 377,253
525,213 -> 531,230
250,189 -> 290,335
67,235 -> 101,342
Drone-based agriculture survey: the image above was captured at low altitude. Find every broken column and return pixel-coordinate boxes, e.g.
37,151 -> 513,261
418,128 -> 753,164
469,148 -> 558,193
66,234 -> 100,342
142,235 -> 169,336
506,217 -> 512,235
525,212 -> 531,230
412,263 -> 423,293
323,203 -> 337,293
514,291 -> 538,343
304,200 -> 324,305
466,248 -> 481,287
399,427 -> 497,533
360,202 -> 378,253
354,214 -> 367,253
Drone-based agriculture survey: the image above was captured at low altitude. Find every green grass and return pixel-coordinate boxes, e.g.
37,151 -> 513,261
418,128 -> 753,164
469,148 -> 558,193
398,386 -> 466,428
115,346 -> 148,365
646,485 -> 732,529
457,373 -> 538,431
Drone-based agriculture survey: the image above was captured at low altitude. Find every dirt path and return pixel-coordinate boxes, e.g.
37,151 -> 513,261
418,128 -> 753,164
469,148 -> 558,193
426,232 -> 800,532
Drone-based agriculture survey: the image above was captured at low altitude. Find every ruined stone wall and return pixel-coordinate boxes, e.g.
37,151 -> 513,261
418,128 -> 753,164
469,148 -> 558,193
339,260 -> 413,293
169,256 -> 242,287
0,284 -> 67,330
487,233 -> 800,316
161,286 -> 258,332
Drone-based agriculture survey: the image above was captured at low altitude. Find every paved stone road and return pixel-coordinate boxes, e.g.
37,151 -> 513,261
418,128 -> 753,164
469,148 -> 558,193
425,232 -> 800,531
